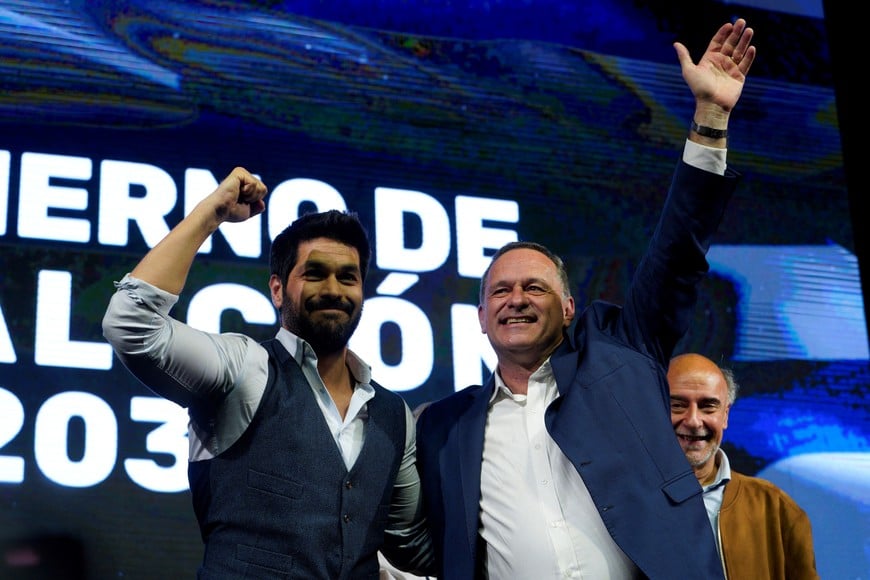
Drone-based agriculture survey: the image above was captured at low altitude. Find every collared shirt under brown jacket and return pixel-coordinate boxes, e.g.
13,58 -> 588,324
719,471 -> 820,580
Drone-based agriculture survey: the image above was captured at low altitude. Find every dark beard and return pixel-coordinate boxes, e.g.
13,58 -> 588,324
282,296 -> 362,356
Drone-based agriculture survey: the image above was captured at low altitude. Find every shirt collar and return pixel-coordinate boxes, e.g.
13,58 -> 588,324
489,358 -> 555,403
274,327 -> 373,389
704,448 -> 732,492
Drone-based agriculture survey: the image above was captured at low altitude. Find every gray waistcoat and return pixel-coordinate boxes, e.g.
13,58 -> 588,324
189,338 -> 405,579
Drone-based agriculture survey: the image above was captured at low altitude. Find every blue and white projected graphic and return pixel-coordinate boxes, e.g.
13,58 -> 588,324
0,1 -> 866,578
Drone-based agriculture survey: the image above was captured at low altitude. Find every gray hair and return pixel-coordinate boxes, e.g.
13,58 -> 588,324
720,366 -> 740,405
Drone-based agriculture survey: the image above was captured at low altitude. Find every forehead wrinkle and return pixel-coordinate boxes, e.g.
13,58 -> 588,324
490,275 -> 550,289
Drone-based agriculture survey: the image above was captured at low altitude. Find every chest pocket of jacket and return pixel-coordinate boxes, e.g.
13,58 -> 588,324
662,470 -> 703,504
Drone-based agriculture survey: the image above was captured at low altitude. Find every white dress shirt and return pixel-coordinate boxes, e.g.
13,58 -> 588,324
480,361 -> 640,579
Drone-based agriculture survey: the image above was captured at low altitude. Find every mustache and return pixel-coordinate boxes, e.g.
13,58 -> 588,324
306,296 -> 354,315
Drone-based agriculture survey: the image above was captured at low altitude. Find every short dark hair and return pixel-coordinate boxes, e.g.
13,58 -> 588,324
269,210 -> 372,284
479,241 -> 571,304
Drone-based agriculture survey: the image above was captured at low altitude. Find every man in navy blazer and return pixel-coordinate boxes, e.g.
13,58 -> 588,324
416,18 -> 756,579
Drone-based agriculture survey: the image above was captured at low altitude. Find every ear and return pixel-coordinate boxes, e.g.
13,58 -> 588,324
562,296 -> 576,327
723,403 -> 731,430
478,304 -> 487,334
269,274 -> 284,309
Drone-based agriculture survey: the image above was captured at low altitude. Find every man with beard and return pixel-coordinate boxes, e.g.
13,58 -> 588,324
102,175 -> 432,579
667,353 -> 819,579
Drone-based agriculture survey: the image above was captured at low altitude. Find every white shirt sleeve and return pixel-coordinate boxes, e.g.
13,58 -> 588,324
102,273 -> 270,458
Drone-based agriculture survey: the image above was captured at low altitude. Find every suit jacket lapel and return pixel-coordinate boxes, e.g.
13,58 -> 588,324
550,337 -> 577,396
456,381 -> 492,558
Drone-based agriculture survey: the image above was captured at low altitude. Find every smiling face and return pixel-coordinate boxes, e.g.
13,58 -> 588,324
270,237 -> 363,356
478,247 -> 575,370
667,353 -> 731,484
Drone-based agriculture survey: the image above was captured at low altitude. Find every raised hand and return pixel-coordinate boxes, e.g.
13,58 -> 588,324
673,18 -> 756,115
211,166 -> 268,224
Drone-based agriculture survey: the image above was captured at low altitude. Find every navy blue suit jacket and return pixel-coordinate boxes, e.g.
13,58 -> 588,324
416,159 -> 737,579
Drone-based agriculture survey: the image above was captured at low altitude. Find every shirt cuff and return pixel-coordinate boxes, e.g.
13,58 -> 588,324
682,139 -> 727,176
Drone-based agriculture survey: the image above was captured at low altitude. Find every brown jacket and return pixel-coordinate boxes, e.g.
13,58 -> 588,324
719,471 -> 819,580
